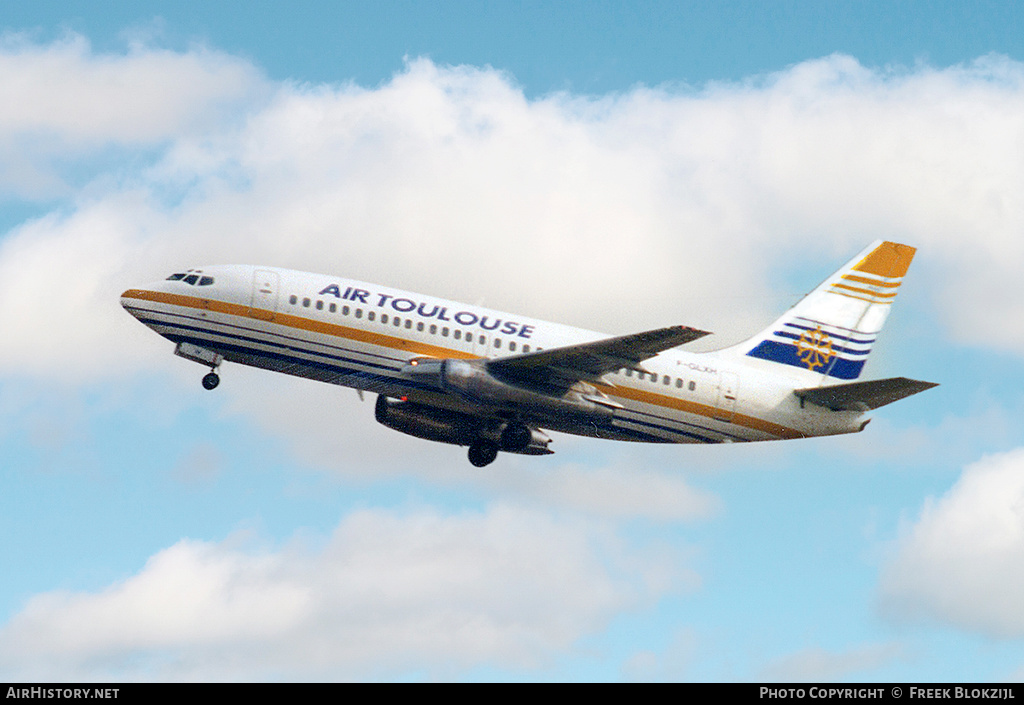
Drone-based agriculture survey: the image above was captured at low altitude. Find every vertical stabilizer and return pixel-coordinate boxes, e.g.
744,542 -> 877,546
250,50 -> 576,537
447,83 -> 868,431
735,241 -> 916,380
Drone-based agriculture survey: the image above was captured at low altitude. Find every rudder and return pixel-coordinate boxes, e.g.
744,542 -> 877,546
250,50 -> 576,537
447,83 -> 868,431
737,241 -> 916,380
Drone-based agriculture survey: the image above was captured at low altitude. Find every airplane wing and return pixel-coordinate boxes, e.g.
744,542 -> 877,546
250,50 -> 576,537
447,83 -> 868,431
794,377 -> 938,411
487,325 -> 711,389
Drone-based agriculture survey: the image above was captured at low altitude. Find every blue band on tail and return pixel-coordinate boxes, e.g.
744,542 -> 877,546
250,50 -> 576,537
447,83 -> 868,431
747,340 -> 866,379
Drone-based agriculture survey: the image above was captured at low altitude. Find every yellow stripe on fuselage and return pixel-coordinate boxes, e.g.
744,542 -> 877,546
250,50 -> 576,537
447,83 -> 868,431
594,382 -> 806,440
121,288 -> 479,361
122,288 -> 805,441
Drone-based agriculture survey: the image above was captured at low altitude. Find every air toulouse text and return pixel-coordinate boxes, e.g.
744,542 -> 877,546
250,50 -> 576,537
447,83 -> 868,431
319,284 -> 536,338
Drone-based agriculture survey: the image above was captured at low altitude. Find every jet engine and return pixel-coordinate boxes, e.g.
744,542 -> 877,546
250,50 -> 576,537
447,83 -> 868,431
374,396 -> 552,455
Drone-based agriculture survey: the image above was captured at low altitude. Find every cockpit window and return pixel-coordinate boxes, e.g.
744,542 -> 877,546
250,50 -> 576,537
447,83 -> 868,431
167,270 -> 215,286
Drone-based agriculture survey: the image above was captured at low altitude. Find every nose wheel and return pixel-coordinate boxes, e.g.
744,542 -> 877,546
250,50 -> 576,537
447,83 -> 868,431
202,371 -> 220,390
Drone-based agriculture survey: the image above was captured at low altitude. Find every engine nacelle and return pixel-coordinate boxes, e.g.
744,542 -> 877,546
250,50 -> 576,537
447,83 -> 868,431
412,358 -> 615,425
375,395 -> 477,446
374,396 -> 552,455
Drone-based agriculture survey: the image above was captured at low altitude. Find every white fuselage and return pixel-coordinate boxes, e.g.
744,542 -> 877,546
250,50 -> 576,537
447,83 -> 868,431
121,264 -> 866,449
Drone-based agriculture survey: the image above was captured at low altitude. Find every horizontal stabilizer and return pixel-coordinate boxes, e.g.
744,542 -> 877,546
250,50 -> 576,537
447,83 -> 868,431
794,377 -> 938,411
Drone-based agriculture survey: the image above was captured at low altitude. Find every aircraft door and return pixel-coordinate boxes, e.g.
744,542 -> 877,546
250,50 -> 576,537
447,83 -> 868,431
250,269 -> 279,321
716,371 -> 738,422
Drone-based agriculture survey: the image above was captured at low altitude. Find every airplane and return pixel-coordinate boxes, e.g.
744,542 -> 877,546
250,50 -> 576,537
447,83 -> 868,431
120,240 -> 936,467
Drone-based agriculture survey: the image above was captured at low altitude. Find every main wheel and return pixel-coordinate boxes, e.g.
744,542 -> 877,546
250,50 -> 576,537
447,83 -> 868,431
467,440 -> 499,468
202,372 -> 220,390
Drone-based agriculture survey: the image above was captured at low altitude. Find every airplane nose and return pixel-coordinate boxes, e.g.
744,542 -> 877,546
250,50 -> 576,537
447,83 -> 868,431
120,288 -> 148,316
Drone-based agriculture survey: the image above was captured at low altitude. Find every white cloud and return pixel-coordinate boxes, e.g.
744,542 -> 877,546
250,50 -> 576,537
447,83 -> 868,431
878,447 -> 1024,637
0,198 -> 150,379
5,38 -> 1023,507
0,32 -> 264,142
0,503 -> 686,680
4,47 -> 1024,383
0,33 -> 267,199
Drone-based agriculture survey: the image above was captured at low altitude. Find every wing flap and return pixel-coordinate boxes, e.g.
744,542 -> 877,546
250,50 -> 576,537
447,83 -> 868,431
488,325 -> 710,387
794,376 -> 938,411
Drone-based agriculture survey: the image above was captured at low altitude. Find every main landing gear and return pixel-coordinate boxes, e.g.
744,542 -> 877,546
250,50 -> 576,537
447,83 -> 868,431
468,439 -> 499,468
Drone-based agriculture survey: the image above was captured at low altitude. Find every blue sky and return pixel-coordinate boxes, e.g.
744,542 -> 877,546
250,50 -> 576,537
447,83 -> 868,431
3,1 -> 1024,682
9,1 -> 1024,91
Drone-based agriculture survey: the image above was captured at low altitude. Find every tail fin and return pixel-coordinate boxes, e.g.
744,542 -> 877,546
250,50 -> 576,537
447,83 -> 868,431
733,240 -> 916,381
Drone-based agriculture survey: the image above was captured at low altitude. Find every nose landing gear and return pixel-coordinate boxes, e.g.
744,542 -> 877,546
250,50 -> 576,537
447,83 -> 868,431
173,342 -> 224,392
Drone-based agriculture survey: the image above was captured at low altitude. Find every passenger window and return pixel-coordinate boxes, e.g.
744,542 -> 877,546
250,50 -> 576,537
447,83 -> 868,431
316,300 -> 323,310
689,381 -> 696,391
381,314 -> 389,324
303,298 -> 311,307
663,375 -> 670,385
394,317 -> 401,327
405,320 -> 412,329
429,324 -> 437,334
523,345 -> 530,353
676,378 -> 683,388
442,327 -> 449,337
417,322 -> 424,332
329,303 -> 336,313
479,335 -> 486,345
626,369 -> 633,377
368,311 -> 375,321
289,295 -> 297,305
342,305 -> 350,315
355,309 -> 362,318
509,341 -> 516,351
494,339 -> 501,349
454,330 -> 462,340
